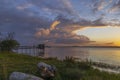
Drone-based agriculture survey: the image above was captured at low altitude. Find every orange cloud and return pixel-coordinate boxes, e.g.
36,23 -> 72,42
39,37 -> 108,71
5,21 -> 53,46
50,21 -> 61,31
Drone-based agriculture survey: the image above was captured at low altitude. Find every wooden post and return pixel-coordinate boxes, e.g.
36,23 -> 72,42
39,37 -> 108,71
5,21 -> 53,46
37,44 -> 45,56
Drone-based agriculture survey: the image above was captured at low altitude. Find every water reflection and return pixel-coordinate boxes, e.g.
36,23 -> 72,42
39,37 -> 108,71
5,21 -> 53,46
13,48 -> 45,57
15,47 -> 120,66
45,47 -> 120,66
45,47 -> 89,60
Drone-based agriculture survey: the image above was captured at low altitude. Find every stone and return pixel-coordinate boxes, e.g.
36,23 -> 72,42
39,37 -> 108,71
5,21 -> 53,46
37,62 -> 57,79
9,72 -> 44,80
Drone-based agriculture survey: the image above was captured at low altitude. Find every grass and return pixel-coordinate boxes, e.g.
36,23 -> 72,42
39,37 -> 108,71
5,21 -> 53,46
0,52 -> 120,80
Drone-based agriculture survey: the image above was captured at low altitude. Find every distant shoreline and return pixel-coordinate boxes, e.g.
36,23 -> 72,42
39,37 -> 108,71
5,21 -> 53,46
46,46 -> 120,48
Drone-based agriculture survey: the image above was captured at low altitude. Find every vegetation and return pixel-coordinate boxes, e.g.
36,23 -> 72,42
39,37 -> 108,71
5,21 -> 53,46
0,32 -> 19,52
0,52 -> 120,80
0,40 -> 19,51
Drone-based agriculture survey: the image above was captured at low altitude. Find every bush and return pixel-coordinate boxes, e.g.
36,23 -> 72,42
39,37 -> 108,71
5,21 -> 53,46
0,39 -> 19,52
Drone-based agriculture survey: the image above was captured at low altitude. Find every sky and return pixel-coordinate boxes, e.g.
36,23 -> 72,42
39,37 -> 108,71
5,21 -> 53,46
0,0 -> 120,46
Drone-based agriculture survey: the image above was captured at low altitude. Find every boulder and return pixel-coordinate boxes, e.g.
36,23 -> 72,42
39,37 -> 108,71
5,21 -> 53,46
9,72 -> 43,80
37,62 -> 57,79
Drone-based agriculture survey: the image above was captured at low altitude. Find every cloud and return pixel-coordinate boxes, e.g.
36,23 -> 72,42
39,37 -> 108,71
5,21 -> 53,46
35,28 -> 92,45
92,0 -> 107,12
105,42 -> 114,45
0,0 -> 119,45
83,0 -> 119,17
35,28 -> 50,37
34,13 -> 106,45
108,0 -> 120,13
56,15 -> 106,29
54,35 -> 91,44
105,19 -> 120,27
16,3 -> 33,10
0,0 -> 106,45
92,0 -> 114,14
26,0 -> 79,18
50,21 -> 61,31
34,20 -> 94,45
35,21 -> 60,38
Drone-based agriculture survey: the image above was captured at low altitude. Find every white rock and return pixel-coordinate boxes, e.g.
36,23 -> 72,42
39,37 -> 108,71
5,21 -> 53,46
9,72 -> 43,80
37,62 -> 56,78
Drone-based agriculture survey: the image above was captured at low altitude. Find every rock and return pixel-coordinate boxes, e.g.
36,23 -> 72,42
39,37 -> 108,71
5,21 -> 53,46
37,62 -> 57,79
9,72 -> 44,80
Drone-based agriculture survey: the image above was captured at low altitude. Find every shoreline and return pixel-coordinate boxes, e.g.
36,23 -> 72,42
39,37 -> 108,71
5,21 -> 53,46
91,62 -> 120,73
93,66 -> 120,74
74,57 -> 120,74
42,56 -> 120,74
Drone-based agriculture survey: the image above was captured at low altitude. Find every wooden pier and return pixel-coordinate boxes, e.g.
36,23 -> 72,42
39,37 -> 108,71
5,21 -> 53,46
0,44 -> 45,56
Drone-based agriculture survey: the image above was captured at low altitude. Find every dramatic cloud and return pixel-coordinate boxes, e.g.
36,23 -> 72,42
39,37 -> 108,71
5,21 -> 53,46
35,20 -> 92,45
0,0 -> 120,45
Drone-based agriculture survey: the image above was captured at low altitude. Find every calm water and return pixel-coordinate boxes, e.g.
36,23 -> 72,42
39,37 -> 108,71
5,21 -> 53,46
15,47 -> 120,66
45,47 -> 120,66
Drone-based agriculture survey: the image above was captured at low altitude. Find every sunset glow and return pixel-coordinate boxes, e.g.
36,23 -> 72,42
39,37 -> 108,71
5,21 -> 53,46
50,21 -> 61,31
0,0 -> 120,46
76,27 -> 120,46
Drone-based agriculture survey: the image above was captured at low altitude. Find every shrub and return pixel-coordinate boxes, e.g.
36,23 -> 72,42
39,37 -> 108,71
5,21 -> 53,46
0,39 -> 19,52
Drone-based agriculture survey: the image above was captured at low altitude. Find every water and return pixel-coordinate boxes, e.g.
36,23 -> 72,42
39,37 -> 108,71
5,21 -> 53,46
14,47 -> 120,66
45,47 -> 120,66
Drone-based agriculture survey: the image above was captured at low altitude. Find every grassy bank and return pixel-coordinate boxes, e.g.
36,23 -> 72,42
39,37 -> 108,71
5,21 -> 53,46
0,52 -> 120,80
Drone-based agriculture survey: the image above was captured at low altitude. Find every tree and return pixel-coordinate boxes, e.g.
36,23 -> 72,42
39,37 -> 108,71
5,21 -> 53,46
0,32 -> 20,52
0,39 -> 19,51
